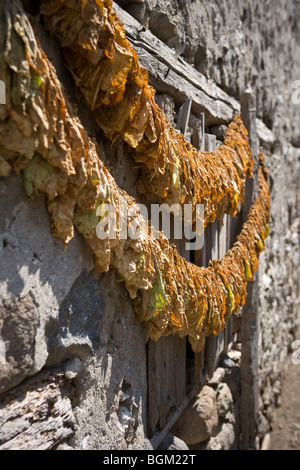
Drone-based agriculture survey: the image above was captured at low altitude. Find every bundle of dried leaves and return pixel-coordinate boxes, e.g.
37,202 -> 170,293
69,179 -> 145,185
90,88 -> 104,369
0,0 -> 270,351
39,0 -> 254,227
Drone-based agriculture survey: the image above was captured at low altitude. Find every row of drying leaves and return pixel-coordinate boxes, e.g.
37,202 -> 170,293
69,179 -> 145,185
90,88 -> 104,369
0,0 -> 270,352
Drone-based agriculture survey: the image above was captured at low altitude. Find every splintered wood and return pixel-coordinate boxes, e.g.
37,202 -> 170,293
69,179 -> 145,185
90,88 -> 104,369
0,372 -> 75,450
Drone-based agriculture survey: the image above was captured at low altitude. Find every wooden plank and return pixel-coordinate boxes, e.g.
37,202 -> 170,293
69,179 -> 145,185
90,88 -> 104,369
240,88 -> 260,450
203,134 -> 220,379
176,98 -> 192,137
211,221 -> 219,261
218,216 -> 228,259
147,341 -> 160,436
217,216 -> 228,355
113,2 -> 275,144
194,348 -> 205,387
113,3 -> 236,124
192,112 -> 205,152
204,134 -> 216,153
173,102 -> 193,263
150,383 -> 199,450
192,114 -> 206,384
192,113 -> 205,268
0,370 -> 75,450
241,87 -> 259,231
147,335 -> 186,436
224,316 -> 233,353
223,215 -> 233,352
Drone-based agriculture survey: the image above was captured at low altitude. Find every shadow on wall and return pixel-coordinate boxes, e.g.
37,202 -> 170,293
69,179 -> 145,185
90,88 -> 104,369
0,174 -> 95,394
0,173 -> 149,449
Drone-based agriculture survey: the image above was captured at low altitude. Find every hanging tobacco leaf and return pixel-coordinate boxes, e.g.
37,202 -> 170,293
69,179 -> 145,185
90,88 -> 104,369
40,0 -> 254,228
0,0 -> 271,352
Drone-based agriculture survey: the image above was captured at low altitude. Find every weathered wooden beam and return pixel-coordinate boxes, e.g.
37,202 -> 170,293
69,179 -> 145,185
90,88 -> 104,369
0,370 -> 75,450
147,336 -> 186,437
150,384 -> 199,450
113,2 -> 275,145
192,112 -> 205,152
240,88 -> 260,450
113,2 -> 237,124
176,98 -> 192,137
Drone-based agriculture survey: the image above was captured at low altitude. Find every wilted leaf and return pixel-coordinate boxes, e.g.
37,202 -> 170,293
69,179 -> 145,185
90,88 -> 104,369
0,0 -> 271,352
40,0 -> 254,228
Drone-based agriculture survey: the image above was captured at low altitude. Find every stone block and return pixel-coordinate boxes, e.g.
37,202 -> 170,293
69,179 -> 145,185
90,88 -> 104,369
172,386 -> 218,445
216,383 -> 233,419
158,433 -> 189,450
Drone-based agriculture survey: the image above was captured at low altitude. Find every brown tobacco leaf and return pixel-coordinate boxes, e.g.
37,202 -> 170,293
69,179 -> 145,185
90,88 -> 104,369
0,0 -> 271,352
40,0 -> 253,228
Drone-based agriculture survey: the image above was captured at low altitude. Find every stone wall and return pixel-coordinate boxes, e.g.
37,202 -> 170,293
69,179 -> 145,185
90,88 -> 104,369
121,0 -> 300,145
0,173 -> 150,450
120,0 -> 300,448
0,4 -> 150,449
0,0 -> 299,450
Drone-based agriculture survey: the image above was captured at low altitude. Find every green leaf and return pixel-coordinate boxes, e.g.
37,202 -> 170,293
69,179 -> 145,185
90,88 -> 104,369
227,284 -> 235,311
264,224 -> 270,238
23,177 -> 34,197
73,203 -> 102,240
146,262 -> 168,319
22,153 -> 54,192
244,260 -> 252,283
31,74 -> 43,91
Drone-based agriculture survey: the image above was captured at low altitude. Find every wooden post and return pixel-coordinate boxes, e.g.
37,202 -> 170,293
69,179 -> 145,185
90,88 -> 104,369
176,98 -> 192,137
150,383 -> 199,449
203,134 -> 221,379
193,113 -> 206,385
193,113 -> 205,269
147,336 -> 187,437
217,216 -> 228,354
192,112 -> 205,151
240,87 -> 260,450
